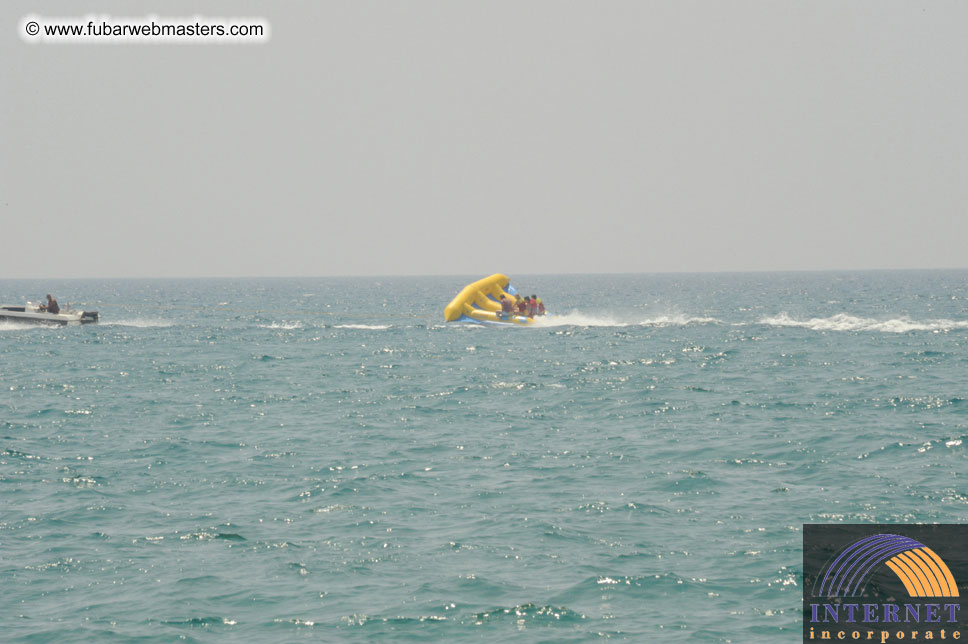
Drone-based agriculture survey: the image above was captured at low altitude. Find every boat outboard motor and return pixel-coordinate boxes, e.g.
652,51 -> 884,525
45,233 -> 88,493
81,311 -> 99,324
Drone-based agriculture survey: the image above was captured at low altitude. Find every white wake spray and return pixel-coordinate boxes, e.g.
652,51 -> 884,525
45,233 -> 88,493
101,318 -> 175,328
760,313 -> 968,333
531,311 -> 722,328
332,324 -> 391,330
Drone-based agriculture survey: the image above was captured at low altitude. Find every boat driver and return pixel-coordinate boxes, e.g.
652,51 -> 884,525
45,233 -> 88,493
40,294 -> 60,314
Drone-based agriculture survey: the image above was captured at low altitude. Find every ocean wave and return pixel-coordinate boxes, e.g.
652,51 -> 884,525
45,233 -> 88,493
259,322 -> 304,330
473,603 -> 585,625
104,318 -> 174,328
332,324 -> 391,330
760,313 -> 968,333
532,312 -> 722,328
0,321 -> 42,331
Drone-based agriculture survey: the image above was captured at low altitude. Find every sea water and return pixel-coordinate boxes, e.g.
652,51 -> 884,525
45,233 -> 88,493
1,271 -> 966,643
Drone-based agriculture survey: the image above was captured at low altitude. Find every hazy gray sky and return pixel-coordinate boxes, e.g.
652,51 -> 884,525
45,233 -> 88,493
3,1 -> 966,278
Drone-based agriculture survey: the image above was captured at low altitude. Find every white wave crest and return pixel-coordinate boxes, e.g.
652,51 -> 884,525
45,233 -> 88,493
333,324 -> 391,330
104,319 -> 174,328
532,312 -> 722,328
0,321 -> 41,331
259,322 -> 304,330
760,313 -> 968,333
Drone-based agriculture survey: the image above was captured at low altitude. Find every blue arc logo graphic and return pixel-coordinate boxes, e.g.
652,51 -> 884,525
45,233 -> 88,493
814,533 -> 960,598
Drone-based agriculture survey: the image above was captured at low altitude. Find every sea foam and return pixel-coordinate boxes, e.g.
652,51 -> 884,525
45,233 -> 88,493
104,318 -> 175,328
532,312 -> 722,328
760,313 -> 968,333
332,324 -> 391,330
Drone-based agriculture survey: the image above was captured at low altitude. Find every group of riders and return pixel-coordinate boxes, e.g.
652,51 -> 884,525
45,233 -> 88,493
498,293 -> 545,319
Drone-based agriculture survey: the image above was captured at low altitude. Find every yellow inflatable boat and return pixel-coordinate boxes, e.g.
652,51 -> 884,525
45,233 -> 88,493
444,274 -> 542,326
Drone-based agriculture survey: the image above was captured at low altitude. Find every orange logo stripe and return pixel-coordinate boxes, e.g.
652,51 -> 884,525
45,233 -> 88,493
885,559 -> 919,597
886,548 -> 959,598
921,547 -> 959,597
898,551 -> 941,596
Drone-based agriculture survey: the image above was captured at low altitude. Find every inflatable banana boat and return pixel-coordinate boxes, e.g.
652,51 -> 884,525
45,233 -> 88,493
444,274 -> 542,326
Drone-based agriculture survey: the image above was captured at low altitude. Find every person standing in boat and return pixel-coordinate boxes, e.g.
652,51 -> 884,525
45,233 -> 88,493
39,294 -> 59,314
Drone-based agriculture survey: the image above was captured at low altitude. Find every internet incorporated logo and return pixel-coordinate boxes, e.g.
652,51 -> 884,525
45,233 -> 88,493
815,534 -> 959,599
803,525 -> 965,643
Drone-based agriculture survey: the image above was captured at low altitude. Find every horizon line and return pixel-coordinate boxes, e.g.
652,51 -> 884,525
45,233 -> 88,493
2,266 -> 968,281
